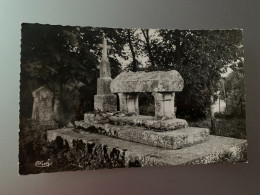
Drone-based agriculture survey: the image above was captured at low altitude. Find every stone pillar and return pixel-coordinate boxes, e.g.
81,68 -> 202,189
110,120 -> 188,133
118,93 -> 127,112
94,37 -> 117,113
117,93 -> 140,114
134,93 -> 139,114
126,94 -> 136,113
152,92 -> 176,118
153,92 -> 163,117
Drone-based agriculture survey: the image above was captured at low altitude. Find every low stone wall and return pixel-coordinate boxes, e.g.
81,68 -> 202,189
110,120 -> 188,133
47,129 -> 248,169
47,129 -> 166,168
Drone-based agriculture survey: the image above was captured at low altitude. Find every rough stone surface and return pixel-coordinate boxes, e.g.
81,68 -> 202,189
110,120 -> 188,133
47,128 -> 247,167
110,115 -> 188,131
84,113 -> 111,124
110,70 -> 184,93
97,78 -> 113,95
32,86 -> 54,121
84,113 -> 188,131
153,92 -> 176,118
94,94 -> 117,112
75,120 -> 208,149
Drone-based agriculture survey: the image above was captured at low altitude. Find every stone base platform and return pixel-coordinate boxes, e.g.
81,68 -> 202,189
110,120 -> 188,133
75,120 -> 209,149
109,115 -> 188,131
84,113 -> 188,131
47,128 -> 247,167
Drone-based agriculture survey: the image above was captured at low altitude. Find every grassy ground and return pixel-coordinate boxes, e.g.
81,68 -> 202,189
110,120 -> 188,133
188,117 -> 247,139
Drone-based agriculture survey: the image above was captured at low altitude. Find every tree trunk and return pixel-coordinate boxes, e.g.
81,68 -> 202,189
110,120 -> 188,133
222,79 -> 228,114
174,30 -> 181,66
141,29 -> 155,68
210,83 -> 216,133
127,29 -> 138,71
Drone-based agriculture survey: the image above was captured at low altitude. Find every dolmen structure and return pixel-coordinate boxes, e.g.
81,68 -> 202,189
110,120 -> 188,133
47,37 -> 247,169
110,70 -> 183,118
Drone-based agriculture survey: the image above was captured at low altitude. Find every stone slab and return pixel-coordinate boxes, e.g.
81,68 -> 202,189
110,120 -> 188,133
108,115 -> 188,131
47,128 -> 247,167
110,70 -> 184,93
75,120 -> 209,149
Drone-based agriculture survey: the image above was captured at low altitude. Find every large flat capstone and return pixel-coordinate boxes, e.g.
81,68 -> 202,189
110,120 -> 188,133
110,70 -> 184,93
47,128 -> 247,167
75,120 -> 209,150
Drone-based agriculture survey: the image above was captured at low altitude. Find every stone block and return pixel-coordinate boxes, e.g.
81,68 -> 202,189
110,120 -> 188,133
94,94 -> 117,112
75,120 -> 208,149
109,115 -> 188,131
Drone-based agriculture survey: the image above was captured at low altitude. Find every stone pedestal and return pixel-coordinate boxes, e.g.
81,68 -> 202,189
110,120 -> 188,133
94,77 -> 117,112
94,94 -> 117,112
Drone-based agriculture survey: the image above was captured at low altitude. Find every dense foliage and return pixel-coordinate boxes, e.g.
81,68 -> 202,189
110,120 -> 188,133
224,71 -> 246,117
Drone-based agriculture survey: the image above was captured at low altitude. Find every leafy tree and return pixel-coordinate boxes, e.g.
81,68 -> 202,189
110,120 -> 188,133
223,71 -> 246,117
147,29 -> 244,127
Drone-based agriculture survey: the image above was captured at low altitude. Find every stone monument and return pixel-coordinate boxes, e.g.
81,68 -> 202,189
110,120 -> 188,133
31,86 -> 59,130
110,70 -> 184,118
94,36 -> 117,112
48,65 -> 247,167
47,50 -> 247,169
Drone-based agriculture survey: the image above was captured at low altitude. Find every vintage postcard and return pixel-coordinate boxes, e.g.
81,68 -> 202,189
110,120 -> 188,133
19,23 -> 247,174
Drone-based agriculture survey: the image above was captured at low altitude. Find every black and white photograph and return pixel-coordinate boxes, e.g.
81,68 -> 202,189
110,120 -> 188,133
19,23 -> 247,175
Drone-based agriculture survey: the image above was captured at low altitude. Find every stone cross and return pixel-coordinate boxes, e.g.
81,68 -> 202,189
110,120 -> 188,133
97,35 -> 112,78
98,36 -> 111,61
94,35 -> 117,112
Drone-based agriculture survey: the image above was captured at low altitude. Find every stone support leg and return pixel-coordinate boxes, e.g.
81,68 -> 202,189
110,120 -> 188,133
152,92 -> 176,118
118,93 -> 127,112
